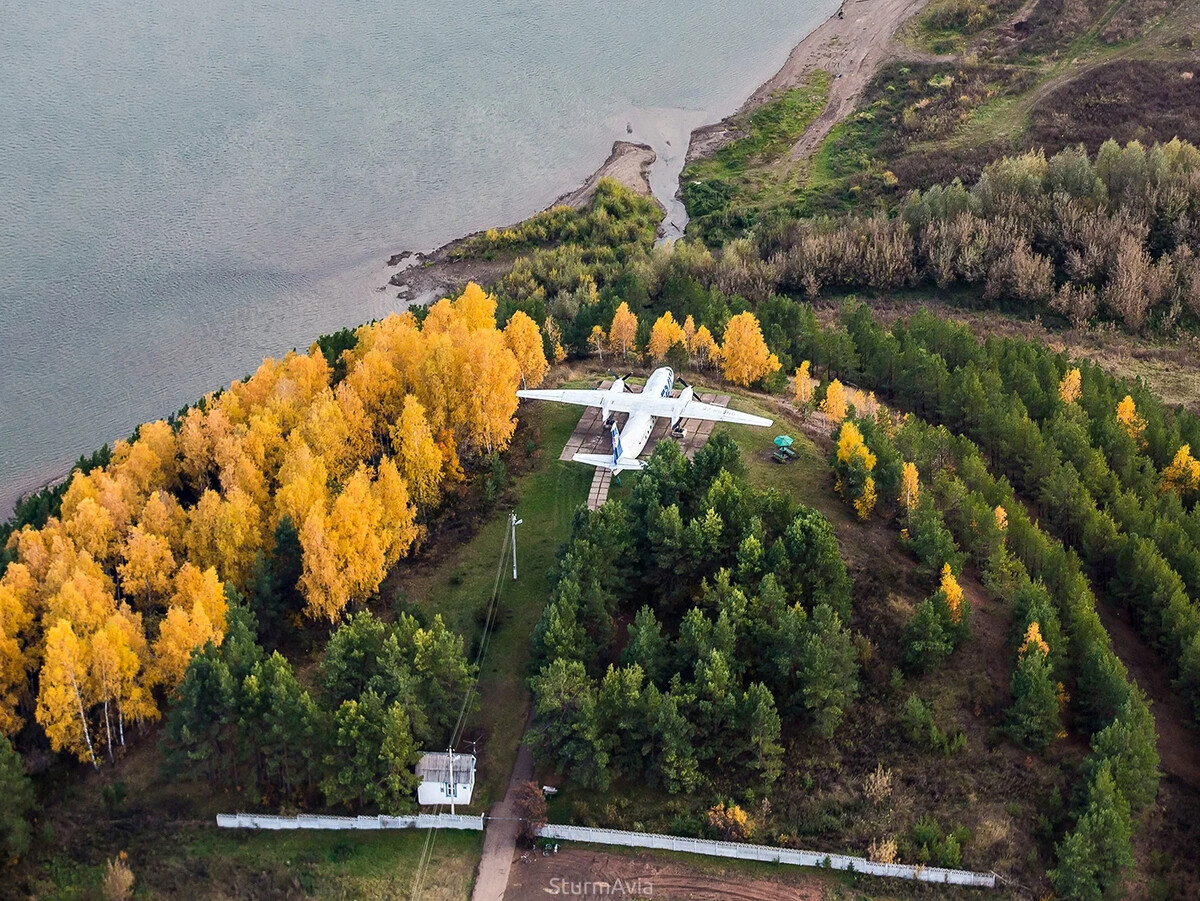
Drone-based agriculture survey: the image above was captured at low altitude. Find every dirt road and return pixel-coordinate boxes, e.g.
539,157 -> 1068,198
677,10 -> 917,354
471,741 -> 534,901
687,0 -> 935,164
504,848 -> 826,901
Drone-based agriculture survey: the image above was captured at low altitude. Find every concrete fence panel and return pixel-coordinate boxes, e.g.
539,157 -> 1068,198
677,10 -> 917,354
216,812 -> 485,832
215,814 -> 993,888
536,824 -> 996,888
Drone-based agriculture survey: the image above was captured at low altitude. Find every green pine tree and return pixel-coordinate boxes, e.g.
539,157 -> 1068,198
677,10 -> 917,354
0,734 -> 34,862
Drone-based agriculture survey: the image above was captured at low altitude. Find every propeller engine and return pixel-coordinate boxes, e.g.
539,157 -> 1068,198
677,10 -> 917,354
607,372 -> 634,392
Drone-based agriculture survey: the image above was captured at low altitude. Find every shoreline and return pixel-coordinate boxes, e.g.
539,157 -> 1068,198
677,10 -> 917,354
5,1 -> 931,522
382,0 -> 935,312
384,141 -> 658,306
686,0 -> 934,165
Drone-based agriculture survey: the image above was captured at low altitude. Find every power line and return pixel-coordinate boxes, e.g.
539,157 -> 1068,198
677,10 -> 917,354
411,514 -> 515,901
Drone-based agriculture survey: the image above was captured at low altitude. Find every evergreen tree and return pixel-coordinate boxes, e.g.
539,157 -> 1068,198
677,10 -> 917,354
905,494 -> 965,576
321,690 -> 420,811
622,606 -> 668,686
796,604 -> 859,739
596,664 -> 648,779
162,643 -> 237,783
532,585 -> 590,671
239,652 -> 321,798
1050,762 -> 1134,901
528,659 -> 610,789
692,649 -> 739,758
0,733 -> 34,862
320,611 -> 420,734
651,684 -> 700,794
780,510 -> 852,620
1083,690 -> 1160,812
1006,625 -> 1062,752
410,614 -> 475,742
249,515 -> 304,644
901,597 -> 954,674
740,682 -> 783,788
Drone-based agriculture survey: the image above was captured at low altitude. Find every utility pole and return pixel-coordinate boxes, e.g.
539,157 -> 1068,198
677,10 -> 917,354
510,512 -> 523,579
448,744 -> 455,815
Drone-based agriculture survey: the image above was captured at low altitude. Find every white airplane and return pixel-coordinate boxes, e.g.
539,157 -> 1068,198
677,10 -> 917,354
516,366 -> 773,474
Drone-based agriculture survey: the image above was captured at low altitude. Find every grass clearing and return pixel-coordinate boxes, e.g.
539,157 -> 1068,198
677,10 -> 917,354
390,399 -> 592,806
32,828 -> 481,901
682,72 -> 832,240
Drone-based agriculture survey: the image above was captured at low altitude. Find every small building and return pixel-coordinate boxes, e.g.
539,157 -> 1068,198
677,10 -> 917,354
415,752 -> 476,809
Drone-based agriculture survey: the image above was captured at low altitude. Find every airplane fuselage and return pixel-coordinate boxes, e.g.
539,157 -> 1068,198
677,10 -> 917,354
613,366 -> 674,463
514,364 -> 772,475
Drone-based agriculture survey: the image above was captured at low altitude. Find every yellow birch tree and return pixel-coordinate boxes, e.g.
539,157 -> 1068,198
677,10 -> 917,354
647,312 -> 687,363
504,311 -> 549,388
900,462 -> 920,509
821,379 -> 848,424
940,564 -> 964,623
690,325 -> 720,370
1117,395 -> 1146,446
37,619 -> 98,767
1058,368 -> 1082,405
720,312 -> 780,387
587,324 -> 607,361
1162,444 -> 1200,496
117,525 -> 176,609
389,396 -> 444,511
794,361 -> 818,407
608,302 -> 639,360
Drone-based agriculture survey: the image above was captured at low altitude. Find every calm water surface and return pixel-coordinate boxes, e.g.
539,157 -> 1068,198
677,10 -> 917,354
0,0 -> 834,514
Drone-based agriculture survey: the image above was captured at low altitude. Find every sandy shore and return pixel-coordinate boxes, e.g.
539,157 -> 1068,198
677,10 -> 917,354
686,0 -> 934,165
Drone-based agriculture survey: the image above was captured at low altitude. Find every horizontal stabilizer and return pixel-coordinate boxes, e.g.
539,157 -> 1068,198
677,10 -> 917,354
572,453 -> 647,473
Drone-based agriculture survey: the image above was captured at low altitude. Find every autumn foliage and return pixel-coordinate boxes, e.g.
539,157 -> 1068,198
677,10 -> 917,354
1116,395 -> 1146,447
647,311 -> 687,363
719,312 -> 780,387
1161,444 -> 1200,498
833,421 -> 878,521
794,361 -> 818,408
0,284 -> 533,762
821,379 -> 848,424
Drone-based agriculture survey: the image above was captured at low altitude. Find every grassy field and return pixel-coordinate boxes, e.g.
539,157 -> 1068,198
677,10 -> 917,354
25,827 -> 481,901
682,0 -> 1200,235
389,398 -> 592,806
681,72 -> 832,241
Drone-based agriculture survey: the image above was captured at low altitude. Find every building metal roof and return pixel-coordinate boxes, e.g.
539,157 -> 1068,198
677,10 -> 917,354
415,752 -> 476,785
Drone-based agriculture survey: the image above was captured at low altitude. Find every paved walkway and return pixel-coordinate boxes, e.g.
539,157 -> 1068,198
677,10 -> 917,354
562,380 -> 731,510
471,740 -> 534,901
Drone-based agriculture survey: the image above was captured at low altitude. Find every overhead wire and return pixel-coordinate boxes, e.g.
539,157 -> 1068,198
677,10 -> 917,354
410,514 -> 515,901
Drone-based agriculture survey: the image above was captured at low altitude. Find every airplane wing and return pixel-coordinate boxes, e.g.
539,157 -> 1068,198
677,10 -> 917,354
516,388 -> 772,427
642,398 -> 773,428
516,388 -> 614,407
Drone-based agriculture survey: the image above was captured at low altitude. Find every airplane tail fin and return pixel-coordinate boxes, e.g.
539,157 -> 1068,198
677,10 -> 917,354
609,422 -> 622,465
572,453 -> 646,473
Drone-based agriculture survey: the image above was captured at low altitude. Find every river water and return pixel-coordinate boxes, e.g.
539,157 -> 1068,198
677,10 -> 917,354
0,0 -> 834,516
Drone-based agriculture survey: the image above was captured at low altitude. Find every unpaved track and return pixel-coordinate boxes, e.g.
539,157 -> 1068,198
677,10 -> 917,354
686,0 -> 936,165
503,848 -> 825,901
471,741 -> 534,901
1092,600 -> 1200,789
